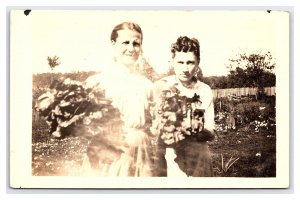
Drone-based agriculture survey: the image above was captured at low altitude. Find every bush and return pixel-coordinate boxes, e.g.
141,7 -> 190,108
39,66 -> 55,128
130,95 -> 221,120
235,102 -> 259,123
214,96 -> 276,132
214,97 -> 234,113
234,101 -> 275,124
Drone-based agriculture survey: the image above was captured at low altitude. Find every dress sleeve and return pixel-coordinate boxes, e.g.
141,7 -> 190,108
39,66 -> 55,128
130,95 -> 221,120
152,78 -> 170,102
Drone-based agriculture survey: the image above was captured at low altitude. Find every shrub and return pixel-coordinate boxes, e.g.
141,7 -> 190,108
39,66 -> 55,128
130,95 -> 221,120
214,96 -> 276,132
234,101 -> 275,124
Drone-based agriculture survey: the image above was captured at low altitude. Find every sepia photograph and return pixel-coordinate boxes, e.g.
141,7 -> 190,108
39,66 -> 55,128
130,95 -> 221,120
10,9 -> 290,188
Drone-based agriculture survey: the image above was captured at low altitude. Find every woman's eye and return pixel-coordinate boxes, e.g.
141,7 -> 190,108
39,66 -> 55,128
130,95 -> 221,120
122,41 -> 130,45
187,61 -> 196,65
133,42 -> 141,47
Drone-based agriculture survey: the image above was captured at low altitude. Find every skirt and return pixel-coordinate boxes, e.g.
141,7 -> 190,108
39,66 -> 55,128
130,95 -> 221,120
174,137 -> 213,177
81,128 -> 154,177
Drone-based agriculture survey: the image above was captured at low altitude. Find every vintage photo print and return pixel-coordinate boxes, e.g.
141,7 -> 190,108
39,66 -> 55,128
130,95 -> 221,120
10,9 -> 289,188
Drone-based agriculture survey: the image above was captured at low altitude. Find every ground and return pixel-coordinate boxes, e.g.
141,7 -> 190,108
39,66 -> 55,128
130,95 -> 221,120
32,117 -> 276,177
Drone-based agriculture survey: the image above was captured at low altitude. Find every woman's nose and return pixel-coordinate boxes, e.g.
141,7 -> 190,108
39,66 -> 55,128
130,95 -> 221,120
127,44 -> 135,52
184,64 -> 189,71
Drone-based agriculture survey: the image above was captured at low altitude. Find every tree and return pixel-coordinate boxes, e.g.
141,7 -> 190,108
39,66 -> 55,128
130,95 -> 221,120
227,66 -> 249,88
202,75 -> 228,89
226,51 -> 276,96
47,56 -> 61,71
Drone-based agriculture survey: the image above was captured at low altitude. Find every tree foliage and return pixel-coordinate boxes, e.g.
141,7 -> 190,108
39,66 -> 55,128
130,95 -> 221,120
47,56 -> 61,71
227,51 -> 276,88
202,76 -> 228,89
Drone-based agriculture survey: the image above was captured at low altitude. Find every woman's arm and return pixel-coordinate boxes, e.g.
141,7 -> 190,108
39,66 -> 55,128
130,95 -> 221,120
198,86 -> 215,141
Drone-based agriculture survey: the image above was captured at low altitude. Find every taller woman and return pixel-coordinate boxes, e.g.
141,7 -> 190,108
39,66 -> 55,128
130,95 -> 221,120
82,22 -> 155,176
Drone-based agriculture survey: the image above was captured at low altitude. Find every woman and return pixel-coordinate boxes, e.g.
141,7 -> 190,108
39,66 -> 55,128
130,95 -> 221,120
81,22 -> 156,176
152,36 -> 215,177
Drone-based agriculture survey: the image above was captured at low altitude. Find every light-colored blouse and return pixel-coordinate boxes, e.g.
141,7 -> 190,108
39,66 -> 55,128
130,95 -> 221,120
153,75 -> 215,132
84,61 -> 153,129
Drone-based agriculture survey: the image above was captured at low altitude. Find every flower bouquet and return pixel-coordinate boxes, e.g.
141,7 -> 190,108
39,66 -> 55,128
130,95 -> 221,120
150,84 -> 207,146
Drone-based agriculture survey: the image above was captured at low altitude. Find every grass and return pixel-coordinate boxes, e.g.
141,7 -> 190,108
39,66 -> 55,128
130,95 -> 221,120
209,128 -> 276,177
32,118 -> 89,176
213,154 -> 239,176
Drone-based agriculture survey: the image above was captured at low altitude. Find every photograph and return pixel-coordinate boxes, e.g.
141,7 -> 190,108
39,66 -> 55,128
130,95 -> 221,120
10,9 -> 289,188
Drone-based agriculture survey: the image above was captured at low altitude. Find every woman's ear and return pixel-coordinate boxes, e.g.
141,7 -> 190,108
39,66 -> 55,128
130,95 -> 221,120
111,40 -> 116,45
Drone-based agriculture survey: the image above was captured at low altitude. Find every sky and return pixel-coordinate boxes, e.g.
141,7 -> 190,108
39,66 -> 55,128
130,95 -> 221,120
12,10 -> 287,76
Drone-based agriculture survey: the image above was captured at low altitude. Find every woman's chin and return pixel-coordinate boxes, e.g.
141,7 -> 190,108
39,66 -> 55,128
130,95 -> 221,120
178,76 -> 190,82
120,59 -> 137,67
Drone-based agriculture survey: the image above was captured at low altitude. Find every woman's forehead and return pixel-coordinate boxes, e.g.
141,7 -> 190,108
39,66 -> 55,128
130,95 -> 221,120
174,51 -> 197,60
116,29 -> 142,40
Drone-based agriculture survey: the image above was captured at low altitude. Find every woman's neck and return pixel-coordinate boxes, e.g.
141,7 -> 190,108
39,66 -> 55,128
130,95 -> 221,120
178,76 -> 198,89
116,60 -> 140,73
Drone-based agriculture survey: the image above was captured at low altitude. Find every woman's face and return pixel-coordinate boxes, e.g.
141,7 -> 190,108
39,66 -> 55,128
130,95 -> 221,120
112,29 -> 142,67
173,51 -> 199,83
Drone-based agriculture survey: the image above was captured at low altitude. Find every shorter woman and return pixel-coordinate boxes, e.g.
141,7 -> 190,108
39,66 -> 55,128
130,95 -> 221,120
152,36 -> 215,177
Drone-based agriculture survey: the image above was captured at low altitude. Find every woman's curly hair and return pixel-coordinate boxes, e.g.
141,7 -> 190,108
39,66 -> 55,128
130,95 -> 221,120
171,36 -> 200,63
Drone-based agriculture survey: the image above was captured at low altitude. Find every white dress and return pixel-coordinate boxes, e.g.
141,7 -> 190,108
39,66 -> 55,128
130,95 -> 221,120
81,62 -> 155,176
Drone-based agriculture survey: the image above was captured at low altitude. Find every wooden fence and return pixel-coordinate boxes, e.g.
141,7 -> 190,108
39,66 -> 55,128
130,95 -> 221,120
212,87 -> 276,99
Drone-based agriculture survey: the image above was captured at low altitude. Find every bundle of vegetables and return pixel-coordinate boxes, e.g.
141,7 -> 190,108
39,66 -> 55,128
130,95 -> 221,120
35,77 -> 122,140
150,84 -> 206,146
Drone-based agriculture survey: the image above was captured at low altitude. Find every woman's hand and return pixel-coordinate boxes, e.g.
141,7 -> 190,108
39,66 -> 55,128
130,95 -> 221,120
195,128 -> 215,142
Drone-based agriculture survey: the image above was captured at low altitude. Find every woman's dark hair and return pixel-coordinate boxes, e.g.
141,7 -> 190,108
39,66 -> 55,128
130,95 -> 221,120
110,22 -> 143,43
171,36 -> 200,63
